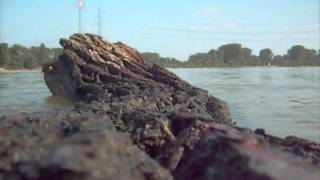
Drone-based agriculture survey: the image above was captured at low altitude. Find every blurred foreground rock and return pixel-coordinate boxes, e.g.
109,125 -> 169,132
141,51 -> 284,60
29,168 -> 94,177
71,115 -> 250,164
0,34 -> 319,180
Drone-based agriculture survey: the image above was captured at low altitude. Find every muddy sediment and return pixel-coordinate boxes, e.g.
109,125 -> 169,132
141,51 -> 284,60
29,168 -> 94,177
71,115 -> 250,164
0,34 -> 319,180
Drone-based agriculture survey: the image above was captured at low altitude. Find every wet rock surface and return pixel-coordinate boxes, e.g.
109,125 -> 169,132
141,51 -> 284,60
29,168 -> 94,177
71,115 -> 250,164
1,34 -> 319,180
0,112 -> 172,180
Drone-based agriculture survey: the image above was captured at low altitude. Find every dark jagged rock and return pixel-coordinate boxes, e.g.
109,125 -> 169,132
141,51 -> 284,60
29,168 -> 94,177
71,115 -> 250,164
173,124 -> 320,180
43,34 -> 232,124
1,33 -> 319,180
259,133 -> 320,168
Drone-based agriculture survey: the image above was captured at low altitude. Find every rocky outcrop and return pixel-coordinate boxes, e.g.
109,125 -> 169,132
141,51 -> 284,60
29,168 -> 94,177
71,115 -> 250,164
1,33 -> 319,180
43,34 -> 231,124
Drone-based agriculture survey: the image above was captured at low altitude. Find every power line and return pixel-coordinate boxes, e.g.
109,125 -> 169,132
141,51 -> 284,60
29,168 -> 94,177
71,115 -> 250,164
101,10 -> 318,28
102,19 -> 318,36
105,25 -> 317,43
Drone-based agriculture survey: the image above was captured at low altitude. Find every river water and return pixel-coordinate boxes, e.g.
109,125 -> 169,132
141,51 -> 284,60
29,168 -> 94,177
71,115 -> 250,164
0,67 -> 319,142
0,71 -> 74,115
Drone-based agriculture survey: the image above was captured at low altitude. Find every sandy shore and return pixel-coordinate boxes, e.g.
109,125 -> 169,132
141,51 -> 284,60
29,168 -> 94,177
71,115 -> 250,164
0,68 -> 42,73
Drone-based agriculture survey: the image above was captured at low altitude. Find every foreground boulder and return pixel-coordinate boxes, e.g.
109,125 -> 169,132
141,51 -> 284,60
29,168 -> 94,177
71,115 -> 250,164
0,112 -> 173,180
0,34 -> 319,180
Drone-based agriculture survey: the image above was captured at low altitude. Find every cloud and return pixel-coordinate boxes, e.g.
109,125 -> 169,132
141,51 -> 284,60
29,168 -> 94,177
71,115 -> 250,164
196,6 -> 219,16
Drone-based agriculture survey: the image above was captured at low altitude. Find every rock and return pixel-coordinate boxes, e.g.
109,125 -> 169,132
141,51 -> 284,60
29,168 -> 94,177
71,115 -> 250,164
0,111 -> 172,180
1,33 -> 319,180
43,33 -> 232,126
5,131 -> 172,180
259,134 -> 320,168
43,58 -> 76,100
173,124 -> 320,180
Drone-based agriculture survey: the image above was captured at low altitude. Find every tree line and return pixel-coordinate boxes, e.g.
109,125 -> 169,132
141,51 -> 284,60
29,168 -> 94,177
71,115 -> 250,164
1,42 -> 319,69
142,44 -> 320,68
0,43 -> 62,69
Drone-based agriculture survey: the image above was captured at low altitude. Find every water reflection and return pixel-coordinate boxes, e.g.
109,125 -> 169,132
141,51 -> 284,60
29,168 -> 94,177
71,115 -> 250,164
45,96 -> 74,108
0,72 -> 73,115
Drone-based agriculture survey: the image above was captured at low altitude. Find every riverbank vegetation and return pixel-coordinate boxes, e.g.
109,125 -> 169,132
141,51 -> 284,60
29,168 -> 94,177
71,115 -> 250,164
142,44 -> 320,68
0,43 -> 61,69
0,42 -> 319,69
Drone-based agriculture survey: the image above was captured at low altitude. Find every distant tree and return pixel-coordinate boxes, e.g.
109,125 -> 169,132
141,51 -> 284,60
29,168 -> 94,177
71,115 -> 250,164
187,53 -> 209,67
306,49 -> 318,66
141,52 -> 161,63
259,48 -> 273,65
207,49 -> 225,67
218,44 -> 242,66
30,46 -> 40,64
141,52 -> 182,68
271,55 -> 282,66
217,44 -> 256,66
0,43 -> 10,67
314,53 -> 320,66
8,44 -> 27,69
49,48 -> 63,60
241,48 -> 256,66
288,45 -> 309,66
1,42 -> 319,69
23,52 -> 38,69
38,43 -> 49,65
159,57 -> 182,68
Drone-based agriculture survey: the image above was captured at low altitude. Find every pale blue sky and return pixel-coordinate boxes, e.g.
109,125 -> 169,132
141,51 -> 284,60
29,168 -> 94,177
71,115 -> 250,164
0,0 -> 319,60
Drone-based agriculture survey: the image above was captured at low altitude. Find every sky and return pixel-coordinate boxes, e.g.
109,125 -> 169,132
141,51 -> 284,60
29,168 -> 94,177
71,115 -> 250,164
0,0 -> 319,60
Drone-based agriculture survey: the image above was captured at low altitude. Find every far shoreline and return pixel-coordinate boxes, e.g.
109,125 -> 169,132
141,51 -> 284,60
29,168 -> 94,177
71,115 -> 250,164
0,68 -> 42,73
1,66 -> 319,73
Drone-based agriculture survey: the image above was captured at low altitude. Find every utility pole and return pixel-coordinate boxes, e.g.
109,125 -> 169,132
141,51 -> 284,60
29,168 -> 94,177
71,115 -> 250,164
78,0 -> 84,33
